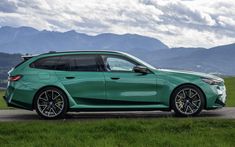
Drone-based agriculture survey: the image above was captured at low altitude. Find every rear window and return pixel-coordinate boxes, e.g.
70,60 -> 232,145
30,55 -> 99,72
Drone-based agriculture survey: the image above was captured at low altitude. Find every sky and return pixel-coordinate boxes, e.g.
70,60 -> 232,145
0,0 -> 235,48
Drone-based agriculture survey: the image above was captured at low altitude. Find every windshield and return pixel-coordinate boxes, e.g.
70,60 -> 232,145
122,52 -> 157,70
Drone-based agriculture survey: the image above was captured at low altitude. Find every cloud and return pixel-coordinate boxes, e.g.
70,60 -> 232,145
0,0 -> 235,48
0,0 -> 18,13
141,0 -> 216,26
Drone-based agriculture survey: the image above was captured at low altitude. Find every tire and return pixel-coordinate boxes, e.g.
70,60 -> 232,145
34,87 -> 68,119
171,85 -> 205,117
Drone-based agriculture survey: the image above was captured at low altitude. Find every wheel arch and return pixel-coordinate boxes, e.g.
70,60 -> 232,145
169,83 -> 207,109
32,85 -> 69,109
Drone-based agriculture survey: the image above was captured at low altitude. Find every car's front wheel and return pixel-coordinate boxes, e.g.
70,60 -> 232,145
171,85 -> 205,117
34,87 -> 68,119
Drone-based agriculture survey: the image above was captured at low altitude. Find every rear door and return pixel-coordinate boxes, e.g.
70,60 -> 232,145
55,54 -> 105,104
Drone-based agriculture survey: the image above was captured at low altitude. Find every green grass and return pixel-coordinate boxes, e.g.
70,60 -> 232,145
0,77 -> 234,109
0,118 -> 234,146
0,90 -> 8,109
224,77 -> 235,107
0,79 -> 234,146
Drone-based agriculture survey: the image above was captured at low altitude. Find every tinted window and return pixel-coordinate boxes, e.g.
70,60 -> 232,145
102,55 -> 137,72
59,55 -> 98,71
30,56 -> 61,70
55,56 -> 70,71
31,55 -> 99,72
75,55 -> 99,71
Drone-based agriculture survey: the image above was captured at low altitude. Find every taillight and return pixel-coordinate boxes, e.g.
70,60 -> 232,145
8,75 -> 23,82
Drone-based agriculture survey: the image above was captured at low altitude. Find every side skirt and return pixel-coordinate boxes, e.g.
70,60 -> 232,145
69,107 -> 171,112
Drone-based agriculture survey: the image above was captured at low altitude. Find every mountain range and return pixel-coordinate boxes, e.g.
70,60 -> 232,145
0,26 -> 234,76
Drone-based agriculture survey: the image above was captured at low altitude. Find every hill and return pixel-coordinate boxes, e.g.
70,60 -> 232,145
0,26 -> 234,77
0,26 -> 168,54
153,44 -> 235,75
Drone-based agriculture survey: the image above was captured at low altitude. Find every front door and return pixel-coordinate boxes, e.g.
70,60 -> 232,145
101,55 -> 157,104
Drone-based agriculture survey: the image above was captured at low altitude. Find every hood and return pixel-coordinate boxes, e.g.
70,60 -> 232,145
156,69 -> 224,81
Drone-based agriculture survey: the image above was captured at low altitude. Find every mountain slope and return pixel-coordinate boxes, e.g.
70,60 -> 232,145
0,26 -> 234,75
0,52 -> 21,87
155,44 -> 235,75
0,26 -> 168,54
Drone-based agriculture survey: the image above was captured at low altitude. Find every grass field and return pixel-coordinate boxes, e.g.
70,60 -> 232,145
224,77 -> 235,107
0,90 -> 7,109
0,78 -> 234,147
0,118 -> 234,146
0,77 -> 234,109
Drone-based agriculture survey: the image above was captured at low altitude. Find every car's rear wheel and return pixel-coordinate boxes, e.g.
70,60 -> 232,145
34,87 -> 68,119
171,85 -> 205,117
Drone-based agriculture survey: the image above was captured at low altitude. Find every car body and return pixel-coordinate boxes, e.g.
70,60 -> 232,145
4,51 -> 226,118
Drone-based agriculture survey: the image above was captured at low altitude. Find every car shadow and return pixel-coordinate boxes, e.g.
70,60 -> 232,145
64,110 -> 225,120
0,110 -> 226,121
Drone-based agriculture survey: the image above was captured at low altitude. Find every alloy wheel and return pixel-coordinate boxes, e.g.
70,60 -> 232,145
37,89 -> 65,118
175,88 -> 201,115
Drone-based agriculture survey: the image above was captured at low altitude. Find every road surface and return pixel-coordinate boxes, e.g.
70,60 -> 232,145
0,107 -> 235,121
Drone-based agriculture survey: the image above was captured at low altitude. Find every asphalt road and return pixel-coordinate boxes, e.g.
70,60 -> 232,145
0,107 -> 235,121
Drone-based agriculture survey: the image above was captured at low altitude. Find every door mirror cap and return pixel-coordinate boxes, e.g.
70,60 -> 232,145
133,65 -> 149,74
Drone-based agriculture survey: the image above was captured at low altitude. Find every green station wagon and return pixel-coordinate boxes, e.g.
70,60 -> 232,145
4,51 -> 226,119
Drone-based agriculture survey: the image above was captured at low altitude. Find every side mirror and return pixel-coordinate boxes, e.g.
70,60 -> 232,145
133,65 -> 149,74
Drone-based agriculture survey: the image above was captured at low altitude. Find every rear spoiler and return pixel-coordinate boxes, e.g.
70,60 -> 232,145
21,54 -> 37,61
21,51 -> 55,61
13,54 -> 37,69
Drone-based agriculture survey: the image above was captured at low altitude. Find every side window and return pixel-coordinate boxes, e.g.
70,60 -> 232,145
55,56 -> 71,71
71,55 -> 99,72
30,56 -> 61,70
102,55 -> 137,72
31,55 -> 99,71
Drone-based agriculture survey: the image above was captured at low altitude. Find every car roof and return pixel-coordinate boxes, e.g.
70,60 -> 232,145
22,50 -> 130,60
47,50 -> 124,54
38,50 -> 130,58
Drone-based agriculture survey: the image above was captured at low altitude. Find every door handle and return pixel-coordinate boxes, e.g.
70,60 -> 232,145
110,77 -> 120,80
65,77 -> 75,79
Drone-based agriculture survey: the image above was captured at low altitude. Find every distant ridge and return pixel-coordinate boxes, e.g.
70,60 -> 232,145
0,26 -> 234,75
0,26 -> 168,54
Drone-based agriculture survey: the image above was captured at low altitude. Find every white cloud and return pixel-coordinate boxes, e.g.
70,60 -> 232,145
0,0 -> 18,13
0,0 -> 235,48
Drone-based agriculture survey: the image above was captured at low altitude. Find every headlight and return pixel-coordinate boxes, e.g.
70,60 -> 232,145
201,77 -> 223,85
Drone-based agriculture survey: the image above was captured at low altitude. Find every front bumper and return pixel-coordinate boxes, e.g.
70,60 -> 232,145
200,80 -> 227,110
213,85 -> 226,107
208,84 -> 226,109
216,85 -> 226,103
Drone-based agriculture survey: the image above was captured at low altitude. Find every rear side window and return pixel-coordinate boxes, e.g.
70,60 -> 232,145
71,55 -> 98,71
30,55 -> 99,72
30,56 -> 60,70
54,56 -> 70,71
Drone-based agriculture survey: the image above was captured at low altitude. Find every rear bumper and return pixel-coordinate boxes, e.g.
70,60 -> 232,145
3,95 -> 14,107
3,95 -> 6,100
3,95 -> 33,110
